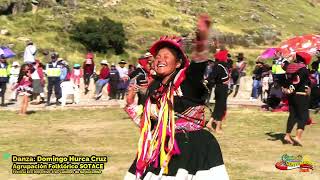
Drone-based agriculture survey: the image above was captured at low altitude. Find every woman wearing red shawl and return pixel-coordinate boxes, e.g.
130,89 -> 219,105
206,50 -> 230,133
124,15 -> 229,180
282,52 -> 312,146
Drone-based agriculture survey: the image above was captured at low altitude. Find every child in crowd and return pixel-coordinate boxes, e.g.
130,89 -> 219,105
71,64 -> 83,88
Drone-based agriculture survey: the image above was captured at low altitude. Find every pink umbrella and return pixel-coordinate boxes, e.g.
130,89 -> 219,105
260,48 -> 277,59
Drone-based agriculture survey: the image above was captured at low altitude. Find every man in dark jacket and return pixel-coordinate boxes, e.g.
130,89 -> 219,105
109,64 -> 120,100
46,53 -> 62,106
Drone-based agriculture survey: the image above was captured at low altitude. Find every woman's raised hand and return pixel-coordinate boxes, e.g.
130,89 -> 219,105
197,14 -> 211,41
192,14 -> 212,61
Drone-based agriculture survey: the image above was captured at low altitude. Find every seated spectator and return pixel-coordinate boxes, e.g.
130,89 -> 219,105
95,60 -> 110,100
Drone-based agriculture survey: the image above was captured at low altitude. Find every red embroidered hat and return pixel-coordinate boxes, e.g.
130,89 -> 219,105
138,56 -> 149,69
149,36 -> 189,67
286,63 -> 306,74
214,50 -> 229,62
296,52 -> 312,65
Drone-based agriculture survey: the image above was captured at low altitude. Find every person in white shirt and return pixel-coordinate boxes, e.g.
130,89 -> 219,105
31,60 -> 45,104
116,60 -> 129,99
23,40 -> 37,64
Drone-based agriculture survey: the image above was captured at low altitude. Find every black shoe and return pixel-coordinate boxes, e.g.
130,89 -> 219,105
84,88 -> 89,95
0,103 -> 7,107
292,138 -> 303,147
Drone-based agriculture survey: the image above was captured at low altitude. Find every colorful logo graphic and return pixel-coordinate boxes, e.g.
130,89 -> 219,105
275,154 -> 314,172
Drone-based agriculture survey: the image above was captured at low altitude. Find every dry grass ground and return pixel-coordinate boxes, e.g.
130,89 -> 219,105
0,108 -> 319,180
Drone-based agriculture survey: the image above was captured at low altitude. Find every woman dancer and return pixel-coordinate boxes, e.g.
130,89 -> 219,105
206,50 -> 230,133
283,52 -> 312,146
15,64 -> 33,115
124,15 -> 229,180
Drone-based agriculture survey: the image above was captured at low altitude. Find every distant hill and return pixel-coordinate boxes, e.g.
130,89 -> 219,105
0,0 -> 319,68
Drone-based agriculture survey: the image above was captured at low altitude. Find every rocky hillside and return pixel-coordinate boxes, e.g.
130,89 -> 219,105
0,0 -> 319,66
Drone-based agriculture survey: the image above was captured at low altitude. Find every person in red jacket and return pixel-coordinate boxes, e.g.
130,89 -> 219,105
83,53 -> 95,95
95,60 -> 110,100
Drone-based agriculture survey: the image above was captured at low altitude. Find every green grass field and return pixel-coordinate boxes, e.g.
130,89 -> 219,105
0,108 -> 319,180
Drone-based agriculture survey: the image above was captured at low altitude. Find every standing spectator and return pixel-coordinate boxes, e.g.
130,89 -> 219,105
204,59 -> 214,79
226,53 -> 235,95
0,55 -> 10,106
71,64 -> 83,88
31,60 -> 45,104
117,59 -> 129,100
16,64 -> 33,115
109,64 -> 120,100
272,50 -> 288,86
229,64 -> 239,96
261,64 -> 272,102
226,53 -> 233,70
311,49 -> 320,79
9,61 -> 20,101
128,64 -> 136,77
95,60 -> 110,100
23,40 -> 37,64
45,53 -> 62,106
203,59 -> 215,103
310,50 -> 320,109
83,53 -> 95,95
250,61 -> 265,100
233,53 -> 247,97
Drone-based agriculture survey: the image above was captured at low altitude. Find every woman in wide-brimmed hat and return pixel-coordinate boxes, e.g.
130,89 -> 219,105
124,15 -> 229,180
232,52 -> 247,97
95,60 -> 110,100
117,59 -> 129,99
